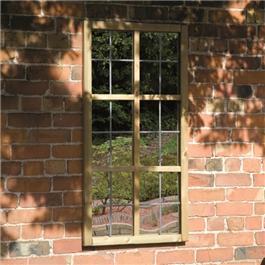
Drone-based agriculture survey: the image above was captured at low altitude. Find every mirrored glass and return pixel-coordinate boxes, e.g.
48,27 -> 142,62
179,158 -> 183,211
92,101 -> 109,131
112,172 -> 132,205
161,101 -> 180,131
140,62 -> 159,94
92,134 -> 110,167
161,33 -> 179,61
112,31 -> 132,59
161,62 -> 179,94
112,205 -> 133,235
140,32 -> 160,60
161,133 -> 179,166
112,62 -> 132,94
92,30 -> 110,60
140,101 -> 159,131
140,172 -> 159,203
161,204 -> 179,234
112,101 -> 132,131
140,204 -> 159,234
92,61 -> 109,94
140,133 -> 159,166
161,173 -> 179,203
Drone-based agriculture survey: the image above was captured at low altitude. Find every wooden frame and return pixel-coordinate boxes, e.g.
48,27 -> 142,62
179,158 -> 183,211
83,20 -> 188,246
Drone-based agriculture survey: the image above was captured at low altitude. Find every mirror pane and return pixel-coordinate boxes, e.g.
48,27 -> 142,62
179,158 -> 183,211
140,172 -> 159,203
161,173 -> 179,203
112,205 -> 133,235
92,30 -> 109,60
161,101 -> 179,131
112,31 -> 132,59
140,204 -> 159,234
92,61 -> 109,94
140,62 -> 159,94
92,101 -> 109,131
161,62 -> 179,94
112,101 -> 132,131
140,101 -> 159,131
140,133 -> 159,166
161,133 -> 179,166
112,62 -> 132,94
161,33 -> 179,60
161,204 -> 179,234
140,32 -> 159,60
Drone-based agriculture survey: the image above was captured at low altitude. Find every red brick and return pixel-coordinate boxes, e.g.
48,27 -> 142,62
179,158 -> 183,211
45,160 -> 65,174
215,113 -> 236,127
254,144 -> 265,156
220,25 -> 256,39
236,114 -> 264,128
197,248 -> 233,262
189,189 -> 224,202
189,174 -> 213,187
189,218 -> 205,232
192,129 -> 229,143
60,51 -> 82,65
216,173 -> 251,186
53,176 -> 81,191
27,66 -> 70,81
253,174 -> 265,186
71,34 -> 82,48
7,208 -> 51,224
227,217 -> 244,231
235,246 -> 265,260
157,250 -> 194,265
71,66 -> 82,80
187,144 -> 213,157
44,224 -> 64,239
19,193 -> 62,208
43,97 -> 64,111
2,129 -> 28,144
65,223 -> 81,237
255,232 -> 265,245
188,158 -> 205,171
1,96 -> 19,110
0,193 -> 18,208
50,81 -> 82,96
44,2 -> 85,17
214,83 -> 235,98
1,145 -> 12,160
11,15 -> 55,31
8,113 -> 51,128
116,251 -> 154,265
30,129 -> 71,143
226,56 -> 260,69
24,161 -> 44,176
26,33 -> 46,48
1,226 -> 20,241
21,97 -> 42,111
227,188 -> 264,201
217,203 -> 252,216
21,224 -> 42,239
190,204 -> 215,217
18,49 -> 59,64
71,129 -> 82,142
207,217 -> 225,231
232,129 -> 263,142
53,114 -> 82,127
215,143 -> 251,156
5,80 -> 49,95
255,86 -> 265,98
53,239 -> 81,254
190,114 -> 214,127
13,145 -> 50,159
245,216 -> 262,230
195,69 -> 233,83
0,259 -> 28,265
2,1 -> 41,15
244,99 -> 263,113
67,160 -> 82,174
1,64 -> 25,79
7,178 -> 50,192
29,256 -> 69,265
63,191 -> 82,206
74,254 -> 114,265
52,145 -> 82,158
224,158 -> 241,171
189,55 -> 223,69
209,10 -> 245,24
65,97 -> 82,111
255,203 -> 265,215
47,34 -> 69,49
53,207 -> 82,222
186,234 -> 214,247
234,71 -> 265,84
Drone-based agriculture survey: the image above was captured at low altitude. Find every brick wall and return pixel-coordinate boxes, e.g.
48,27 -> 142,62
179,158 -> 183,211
1,1 -> 264,264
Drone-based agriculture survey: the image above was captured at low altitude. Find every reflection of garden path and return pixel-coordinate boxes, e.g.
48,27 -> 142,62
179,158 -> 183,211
93,197 -> 179,235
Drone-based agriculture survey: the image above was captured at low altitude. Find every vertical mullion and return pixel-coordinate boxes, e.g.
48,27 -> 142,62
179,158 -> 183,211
109,31 -> 113,237
133,31 -> 140,235
180,25 -> 189,241
158,34 -> 162,234
83,20 -> 93,245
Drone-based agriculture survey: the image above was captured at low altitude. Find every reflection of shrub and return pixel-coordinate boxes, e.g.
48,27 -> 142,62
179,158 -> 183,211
162,204 -> 178,215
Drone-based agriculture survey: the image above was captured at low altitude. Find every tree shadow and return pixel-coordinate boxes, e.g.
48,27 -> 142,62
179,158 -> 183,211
1,0 -> 264,259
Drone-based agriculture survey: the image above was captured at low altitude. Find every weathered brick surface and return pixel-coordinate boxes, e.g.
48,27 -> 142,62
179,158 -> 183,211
1,1 -> 264,264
